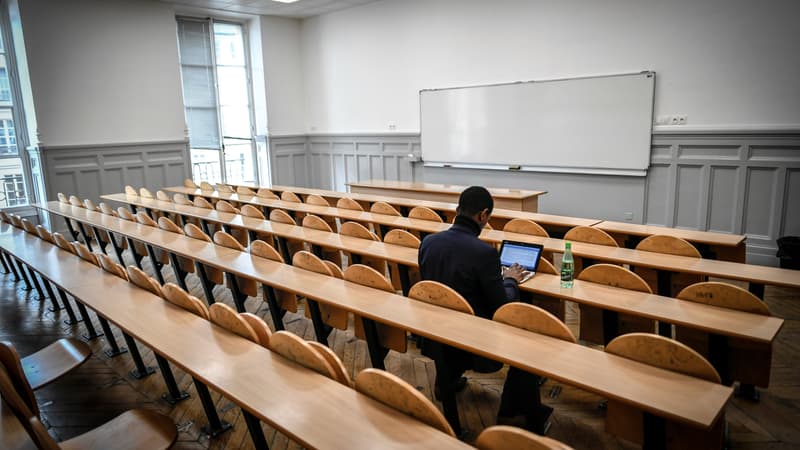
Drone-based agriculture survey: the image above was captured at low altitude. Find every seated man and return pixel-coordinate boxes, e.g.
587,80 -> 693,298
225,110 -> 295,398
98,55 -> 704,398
418,186 -> 551,436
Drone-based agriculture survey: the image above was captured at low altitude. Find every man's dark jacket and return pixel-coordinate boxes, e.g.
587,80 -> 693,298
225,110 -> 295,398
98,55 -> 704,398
418,215 -> 519,319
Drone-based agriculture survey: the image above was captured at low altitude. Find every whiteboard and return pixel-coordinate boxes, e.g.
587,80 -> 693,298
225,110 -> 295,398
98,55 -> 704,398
420,72 -> 655,176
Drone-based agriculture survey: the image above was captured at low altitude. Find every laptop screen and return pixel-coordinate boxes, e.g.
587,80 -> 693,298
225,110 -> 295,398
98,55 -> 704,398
499,240 -> 543,272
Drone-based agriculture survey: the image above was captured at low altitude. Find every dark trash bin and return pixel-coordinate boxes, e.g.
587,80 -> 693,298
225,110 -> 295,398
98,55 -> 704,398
776,236 -> 800,270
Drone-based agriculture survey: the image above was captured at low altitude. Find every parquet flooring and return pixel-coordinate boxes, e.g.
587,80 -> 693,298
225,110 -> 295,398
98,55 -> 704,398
1,247 -> 798,449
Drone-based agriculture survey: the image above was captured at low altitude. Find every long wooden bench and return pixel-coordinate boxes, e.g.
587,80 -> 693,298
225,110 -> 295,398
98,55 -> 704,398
103,194 -> 799,299
38,201 -> 734,441
0,222 -> 471,450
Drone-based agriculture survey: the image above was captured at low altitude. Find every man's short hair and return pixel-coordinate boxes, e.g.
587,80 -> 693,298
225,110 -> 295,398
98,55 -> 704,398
457,186 -> 494,216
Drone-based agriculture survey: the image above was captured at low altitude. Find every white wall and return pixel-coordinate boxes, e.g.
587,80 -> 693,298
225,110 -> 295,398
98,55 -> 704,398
18,0 -> 186,146
300,0 -> 800,133
260,16 -> 305,136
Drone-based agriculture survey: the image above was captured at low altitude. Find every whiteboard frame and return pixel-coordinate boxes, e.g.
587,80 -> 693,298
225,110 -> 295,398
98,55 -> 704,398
419,70 -> 655,177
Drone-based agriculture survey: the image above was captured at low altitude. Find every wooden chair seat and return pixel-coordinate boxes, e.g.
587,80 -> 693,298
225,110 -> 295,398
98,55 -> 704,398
408,206 -> 442,222
127,265 -> 163,297
635,235 -> 704,297
97,253 -> 129,280
269,331 -> 340,381
183,224 -> 224,285
213,232 -> 259,298
209,303 -> 259,342
156,190 -> 172,202
183,178 -> 198,189
269,209 -> 306,259
35,225 -> 54,244
124,185 -> 138,196
161,283 -> 209,320
0,340 -> 91,392
257,188 -> 279,200
339,221 -> 386,274
676,282 -> 772,387
135,213 -> 170,264
139,187 -> 154,198
51,233 -> 76,255
476,425 -> 574,450
172,193 -> 193,206
199,181 -> 215,191
408,280 -> 474,314
493,303 -> 576,343
302,215 -> 342,267
354,368 -> 455,437
0,361 -> 177,450
157,218 -> 195,274
370,201 -> 401,217
384,229 -> 421,290
280,191 -> 303,203
216,183 -> 234,193
117,208 -> 149,257
336,197 -> 363,212
577,264 -> 654,345
306,342 -> 351,386
604,333 -> 723,449
293,251 -> 349,330
72,242 -> 99,266
215,201 -> 248,246
346,264 -> 407,353
236,186 -> 255,196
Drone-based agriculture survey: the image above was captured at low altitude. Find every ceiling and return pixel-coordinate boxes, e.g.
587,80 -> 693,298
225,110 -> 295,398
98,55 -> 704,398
157,0 -> 379,18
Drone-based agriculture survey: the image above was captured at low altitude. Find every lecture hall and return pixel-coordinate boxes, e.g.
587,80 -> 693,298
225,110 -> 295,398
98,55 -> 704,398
0,0 -> 798,449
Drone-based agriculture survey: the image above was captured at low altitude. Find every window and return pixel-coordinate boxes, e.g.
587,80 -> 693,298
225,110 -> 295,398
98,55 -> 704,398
176,17 -> 258,186
0,7 -> 30,209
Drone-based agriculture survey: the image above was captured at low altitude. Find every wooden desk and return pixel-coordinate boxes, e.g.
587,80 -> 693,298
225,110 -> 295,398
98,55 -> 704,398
347,180 -> 546,212
107,194 -> 800,297
595,221 -> 747,263
0,224 -> 470,450
38,203 -> 733,433
99,194 -> 785,350
165,186 -> 598,232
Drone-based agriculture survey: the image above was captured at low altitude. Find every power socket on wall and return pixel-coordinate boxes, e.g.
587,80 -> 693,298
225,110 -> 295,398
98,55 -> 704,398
655,114 -> 688,125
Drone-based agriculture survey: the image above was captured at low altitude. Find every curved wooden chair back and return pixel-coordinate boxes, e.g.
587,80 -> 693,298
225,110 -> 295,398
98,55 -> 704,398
354,368 -> 455,437
193,196 -> 214,209
213,231 -> 245,251
213,231 -> 258,296
135,211 -> 158,227
383,229 -> 421,248
8,214 -> 21,227
57,192 -> 69,203
408,280 -> 474,315
236,186 -> 255,196
173,193 -> 192,206
336,197 -> 363,211
305,194 -> 330,206
126,265 -> 163,297
98,202 -> 118,216
124,185 -> 138,196
199,181 -> 215,191
117,207 -> 134,221
139,188 -> 154,198
370,201 -> 401,216
537,258 -> 557,275
183,224 -> 224,284
269,208 -> 296,225
280,190 -> 303,203
576,263 -> 654,343
605,334 -> 724,446
564,226 -> 618,247
21,218 -> 37,234
257,188 -> 279,199
503,218 -> 549,237
269,331 -> 338,379
52,232 -> 76,254
35,225 -> 54,243
293,251 -> 348,329
209,303 -> 258,342
493,303 -> 576,343
97,253 -> 129,280
476,425 -> 574,450
408,206 -> 442,222
157,217 -> 183,234
636,234 -> 701,257
346,265 -> 406,352
240,204 -> 266,220
293,250 -> 333,275
324,261 -> 344,278
117,210 -> 149,257
240,313 -> 272,348
83,198 -> 100,212
577,263 -> 652,292
0,342 -> 40,417
183,178 -> 198,188
216,183 -> 234,193
0,210 -> 8,222
68,195 -> 84,208
340,221 -> 378,241
161,283 -> 209,319
302,214 -> 333,232
678,281 -> 769,315
307,341 -> 351,386
72,242 -> 99,266
215,200 -> 240,214
156,190 -> 171,202
250,239 -> 284,262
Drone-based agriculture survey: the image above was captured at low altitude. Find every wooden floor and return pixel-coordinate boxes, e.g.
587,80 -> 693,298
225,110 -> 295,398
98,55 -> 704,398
1,248 -> 799,449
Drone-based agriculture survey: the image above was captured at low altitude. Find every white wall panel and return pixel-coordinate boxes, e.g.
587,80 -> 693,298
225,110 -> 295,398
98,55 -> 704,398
744,167 -> 778,239
707,166 -> 739,233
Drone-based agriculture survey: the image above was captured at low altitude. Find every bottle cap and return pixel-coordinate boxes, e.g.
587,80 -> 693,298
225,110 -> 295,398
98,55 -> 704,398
565,241 -> 571,249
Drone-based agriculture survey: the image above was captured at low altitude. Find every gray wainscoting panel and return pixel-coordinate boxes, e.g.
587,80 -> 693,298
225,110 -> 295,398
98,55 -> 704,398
648,132 -> 800,265
269,135 -> 308,187
39,140 -> 190,204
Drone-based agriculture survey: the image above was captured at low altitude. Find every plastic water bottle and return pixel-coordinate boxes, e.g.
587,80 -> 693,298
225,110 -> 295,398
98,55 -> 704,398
560,241 -> 574,288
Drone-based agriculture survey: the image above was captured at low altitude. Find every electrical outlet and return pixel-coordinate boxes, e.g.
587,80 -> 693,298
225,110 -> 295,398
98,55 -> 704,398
670,115 -> 680,125
677,114 -> 687,125
387,121 -> 397,130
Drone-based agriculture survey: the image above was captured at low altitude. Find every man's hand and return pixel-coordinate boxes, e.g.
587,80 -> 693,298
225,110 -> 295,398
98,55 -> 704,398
502,263 -> 525,283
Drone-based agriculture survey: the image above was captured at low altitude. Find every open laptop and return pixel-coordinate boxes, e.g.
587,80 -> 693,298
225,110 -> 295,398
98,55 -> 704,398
499,240 -> 544,284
